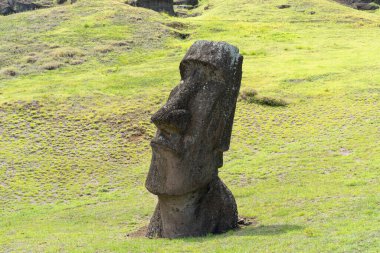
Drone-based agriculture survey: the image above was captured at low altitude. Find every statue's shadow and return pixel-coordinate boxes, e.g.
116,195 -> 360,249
127,224 -> 303,239
234,224 -> 304,236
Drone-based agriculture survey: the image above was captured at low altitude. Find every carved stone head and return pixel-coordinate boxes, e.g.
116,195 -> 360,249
145,41 -> 243,196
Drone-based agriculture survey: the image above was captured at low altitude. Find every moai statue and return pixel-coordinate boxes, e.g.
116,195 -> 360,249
145,40 -> 243,238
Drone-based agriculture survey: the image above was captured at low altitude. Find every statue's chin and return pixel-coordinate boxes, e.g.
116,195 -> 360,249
146,169 -> 215,197
147,144 -> 218,196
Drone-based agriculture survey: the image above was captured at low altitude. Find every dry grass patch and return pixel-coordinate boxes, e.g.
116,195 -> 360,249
50,47 -> 85,58
0,67 -> 18,77
240,88 -> 258,101
24,56 -> 39,64
42,61 -> 62,70
94,45 -> 114,53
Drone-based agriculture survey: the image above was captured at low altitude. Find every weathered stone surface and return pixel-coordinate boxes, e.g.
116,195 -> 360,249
353,2 -> 379,9
0,5 -> 14,15
0,0 -> 44,15
145,40 -> 243,238
57,0 -> 76,4
0,0 -> 76,16
174,0 -> 198,6
129,0 -> 175,15
334,0 -> 379,10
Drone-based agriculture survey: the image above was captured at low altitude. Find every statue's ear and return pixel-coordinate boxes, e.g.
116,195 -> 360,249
218,104 -> 236,152
217,54 -> 243,152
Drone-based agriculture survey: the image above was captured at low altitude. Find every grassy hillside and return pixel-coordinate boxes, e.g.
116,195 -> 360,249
0,0 -> 379,252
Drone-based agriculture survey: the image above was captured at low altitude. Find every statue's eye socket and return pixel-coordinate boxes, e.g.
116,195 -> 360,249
169,86 -> 180,98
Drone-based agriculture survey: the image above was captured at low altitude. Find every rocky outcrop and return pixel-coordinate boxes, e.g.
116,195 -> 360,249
128,0 -> 175,15
173,0 -> 197,11
0,0 -> 44,15
57,0 -> 76,4
174,0 -> 199,5
0,3 -> 14,15
145,40 -> 243,238
353,2 -> 379,9
174,0 -> 198,5
0,0 -> 76,16
335,0 -> 379,10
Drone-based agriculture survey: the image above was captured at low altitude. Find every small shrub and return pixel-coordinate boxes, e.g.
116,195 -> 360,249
112,40 -> 132,47
241,89 -> 288,107
50,47 -> 84,58
94,45 -> 114,53
0,67 -> 18,77
240,88 -> 258,101
171,31 -> 190,40
49,44 -> 60,49
25,56 -> 38,64
69,59 -> 84,65
253,96 -> 289,107
42,61 -> 62,70
98,187 -> 110,193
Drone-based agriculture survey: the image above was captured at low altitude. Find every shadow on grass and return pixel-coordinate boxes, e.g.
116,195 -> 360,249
128,224 -> 303,240
237,224 -> 303,236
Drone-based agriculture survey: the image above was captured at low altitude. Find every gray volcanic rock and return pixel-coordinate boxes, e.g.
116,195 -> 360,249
0,4 -> 14,15
353,2 -> 379,9
174,0 -> 198,5
0,0 -> 44,15
335,0 -> 379,10
145,40 -> 243,238
0,0 -> 76,16
173,0 -> 198,11
129,0 -> 175,15
57,0 -> 76,3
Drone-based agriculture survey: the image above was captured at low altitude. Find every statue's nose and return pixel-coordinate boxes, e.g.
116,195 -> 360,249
151,107 -> 191,135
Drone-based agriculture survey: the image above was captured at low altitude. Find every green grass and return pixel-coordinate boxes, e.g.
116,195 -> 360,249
0,0 -> 379,252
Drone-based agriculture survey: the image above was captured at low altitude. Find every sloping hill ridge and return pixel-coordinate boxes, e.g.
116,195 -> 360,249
0,0 -> 379,252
